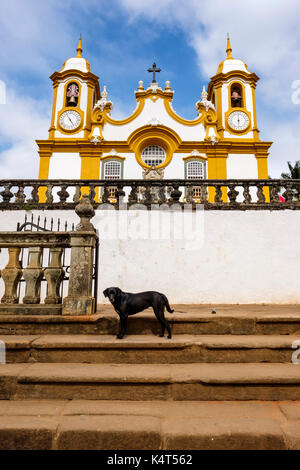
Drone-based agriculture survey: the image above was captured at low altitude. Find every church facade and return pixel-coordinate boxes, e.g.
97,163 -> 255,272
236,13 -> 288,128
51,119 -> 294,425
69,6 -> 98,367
37,37 -> 272,194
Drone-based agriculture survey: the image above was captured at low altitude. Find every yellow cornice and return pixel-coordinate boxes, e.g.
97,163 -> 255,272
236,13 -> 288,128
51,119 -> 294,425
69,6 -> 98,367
100,155 -> 126,161
164,100 -> 204,126
208,70 -> 259,96
183,155 -> 208,161
135,88 -> 174,101
50,69 -> 99,86
36,138 -> 272,156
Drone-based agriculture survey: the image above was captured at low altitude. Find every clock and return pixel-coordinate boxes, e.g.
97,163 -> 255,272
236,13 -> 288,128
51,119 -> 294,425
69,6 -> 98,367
59,110 -> 81,131
228,110 -> 250,131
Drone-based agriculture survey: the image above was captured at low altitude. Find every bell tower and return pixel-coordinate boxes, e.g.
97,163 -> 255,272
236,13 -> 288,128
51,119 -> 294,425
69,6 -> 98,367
208,35 -> 259,142
37,38 -> 100,181
207,36 -> 270,183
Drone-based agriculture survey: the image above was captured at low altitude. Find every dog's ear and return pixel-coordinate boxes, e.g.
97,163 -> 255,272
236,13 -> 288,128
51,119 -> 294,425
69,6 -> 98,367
103,288 -> 109,298
115,287 -> 122,299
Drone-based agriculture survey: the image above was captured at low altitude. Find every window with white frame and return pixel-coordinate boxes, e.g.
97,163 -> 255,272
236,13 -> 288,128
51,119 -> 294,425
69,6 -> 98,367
103,159 -> 122,198
185,159 -> 206,198
142,145 -> 166,166
103,160 -> 122,180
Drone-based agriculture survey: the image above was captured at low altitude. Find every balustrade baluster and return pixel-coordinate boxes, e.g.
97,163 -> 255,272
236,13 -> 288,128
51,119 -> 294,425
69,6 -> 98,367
128,185 -> 138,204
57,185 -> 70,203
214,185 -> 222,203
44,247 -> 64,304
256,184 -> 266,204
243,184 -> 252,204
0,184 -> 14,203
1,248 -> 22,304
23,247 -> 44,304
46,184 -> 54,204
282,182 -> 294,203
73,185 -> 81,203
15,186 -> 25,204
228,184 -> 239,204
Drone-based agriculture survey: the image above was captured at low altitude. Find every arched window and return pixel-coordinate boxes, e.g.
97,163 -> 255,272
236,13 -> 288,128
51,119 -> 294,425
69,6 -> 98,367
185,159 -> 206,199
103,160 -> 122,180
102,159 -> 123,200
186,160 -> 206,180
230,83 -> 243,108
142,145 -> 166,166
66,82 -> 79,107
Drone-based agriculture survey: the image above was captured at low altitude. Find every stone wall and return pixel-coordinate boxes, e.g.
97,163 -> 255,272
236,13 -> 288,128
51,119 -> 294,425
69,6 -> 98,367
0,209 -> 299,304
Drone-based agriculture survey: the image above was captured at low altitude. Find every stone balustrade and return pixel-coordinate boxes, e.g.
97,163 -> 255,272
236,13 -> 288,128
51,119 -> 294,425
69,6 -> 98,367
0,179 -> 299,210
0,196 -> 98,315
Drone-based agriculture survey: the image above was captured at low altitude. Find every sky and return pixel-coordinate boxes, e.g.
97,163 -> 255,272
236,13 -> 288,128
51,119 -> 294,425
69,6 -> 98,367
1,0 -> 300,178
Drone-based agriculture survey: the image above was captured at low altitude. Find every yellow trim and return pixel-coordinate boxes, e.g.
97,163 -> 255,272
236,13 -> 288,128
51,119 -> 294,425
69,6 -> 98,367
83,83 -> 94,138
80,155 -> 101,199
100,155 -> 126,161
76,37 -> 83,58
63,79 -> 82,109
104,100 -> 145,125
256,154 -> 269,202
251,83 -> 259,140
49,84 -> 58,139
127,125 -> 181,169
227,80 -> 245,110
57,107 -> 84,134
183,155 -> 207,161
207,150 -> 228,202
38,154 -> 51,202
164,99 -> 203,126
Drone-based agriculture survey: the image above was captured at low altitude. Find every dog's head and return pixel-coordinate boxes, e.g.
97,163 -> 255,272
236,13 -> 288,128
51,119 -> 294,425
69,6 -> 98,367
103,287 -> 122,303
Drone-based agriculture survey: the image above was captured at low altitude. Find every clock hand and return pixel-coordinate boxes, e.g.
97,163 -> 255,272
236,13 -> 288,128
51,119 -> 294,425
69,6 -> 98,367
67,115 -> 73,125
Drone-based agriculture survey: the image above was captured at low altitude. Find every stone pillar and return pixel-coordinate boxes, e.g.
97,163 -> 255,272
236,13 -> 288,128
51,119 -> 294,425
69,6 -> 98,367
1,248 -> 22,304
44,247 -> 64,304
62,195 -> 98,315
23,247 -> 44,304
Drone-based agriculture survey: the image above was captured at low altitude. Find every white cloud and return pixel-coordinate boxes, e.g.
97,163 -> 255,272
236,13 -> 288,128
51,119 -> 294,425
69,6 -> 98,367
0,89 -> 49,178
120,0 -> 300,175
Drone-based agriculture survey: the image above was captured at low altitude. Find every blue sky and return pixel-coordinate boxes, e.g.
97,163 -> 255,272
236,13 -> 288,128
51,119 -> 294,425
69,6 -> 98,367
1,0 -> 300,178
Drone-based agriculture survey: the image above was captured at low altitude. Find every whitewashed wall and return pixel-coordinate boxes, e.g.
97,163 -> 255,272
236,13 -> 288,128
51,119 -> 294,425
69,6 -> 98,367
0,209 -> 299,304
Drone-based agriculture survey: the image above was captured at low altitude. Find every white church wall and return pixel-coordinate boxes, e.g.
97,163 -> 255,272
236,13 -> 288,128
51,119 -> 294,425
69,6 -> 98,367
0,209 -> 299,304
49,152 -> 81,179
227,154 -> 258,179
103,97 -> 206,142
227,153 -> 258,201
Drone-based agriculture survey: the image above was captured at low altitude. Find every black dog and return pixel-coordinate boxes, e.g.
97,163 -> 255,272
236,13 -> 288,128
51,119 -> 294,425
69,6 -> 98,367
103,287 -> 174,339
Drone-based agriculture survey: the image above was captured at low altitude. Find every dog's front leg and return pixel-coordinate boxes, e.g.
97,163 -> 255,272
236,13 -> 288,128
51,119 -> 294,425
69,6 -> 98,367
117,315 -> 127,339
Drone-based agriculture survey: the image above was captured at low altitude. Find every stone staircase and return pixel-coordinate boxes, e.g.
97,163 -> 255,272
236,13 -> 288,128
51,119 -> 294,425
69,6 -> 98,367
0,304 -> 300,449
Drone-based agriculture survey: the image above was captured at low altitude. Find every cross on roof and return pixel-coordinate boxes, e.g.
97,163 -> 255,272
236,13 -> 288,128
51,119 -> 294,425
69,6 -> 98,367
148,62 -> 161,83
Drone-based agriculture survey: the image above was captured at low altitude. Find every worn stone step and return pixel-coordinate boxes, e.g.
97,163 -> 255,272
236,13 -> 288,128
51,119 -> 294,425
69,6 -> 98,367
1,304 -> 300,335
2,362 -> 300,401
0,399 -> 299,450
1,334 -> 299,363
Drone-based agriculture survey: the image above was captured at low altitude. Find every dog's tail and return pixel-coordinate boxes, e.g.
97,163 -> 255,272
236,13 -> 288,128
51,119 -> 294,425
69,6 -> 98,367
160,293 -> 174,313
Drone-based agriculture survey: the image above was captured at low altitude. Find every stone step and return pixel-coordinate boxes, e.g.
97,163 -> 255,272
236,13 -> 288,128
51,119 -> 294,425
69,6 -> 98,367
1,363 -> 300,401
1,304 -> 300,335
0,399 -> 299,450
1,334 -> 299,363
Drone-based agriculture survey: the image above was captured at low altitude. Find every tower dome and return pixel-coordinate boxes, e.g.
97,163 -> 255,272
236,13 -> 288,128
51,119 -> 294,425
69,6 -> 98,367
217,35 -> 250,74
61,37 -> 90,73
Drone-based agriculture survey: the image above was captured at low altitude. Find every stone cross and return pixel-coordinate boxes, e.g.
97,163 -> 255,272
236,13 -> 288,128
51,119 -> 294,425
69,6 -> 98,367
148,62 -> 161,83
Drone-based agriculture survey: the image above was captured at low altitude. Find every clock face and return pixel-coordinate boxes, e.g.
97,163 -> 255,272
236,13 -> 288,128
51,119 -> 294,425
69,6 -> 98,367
59,110 -> 81,131
228,110 -> 249,131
